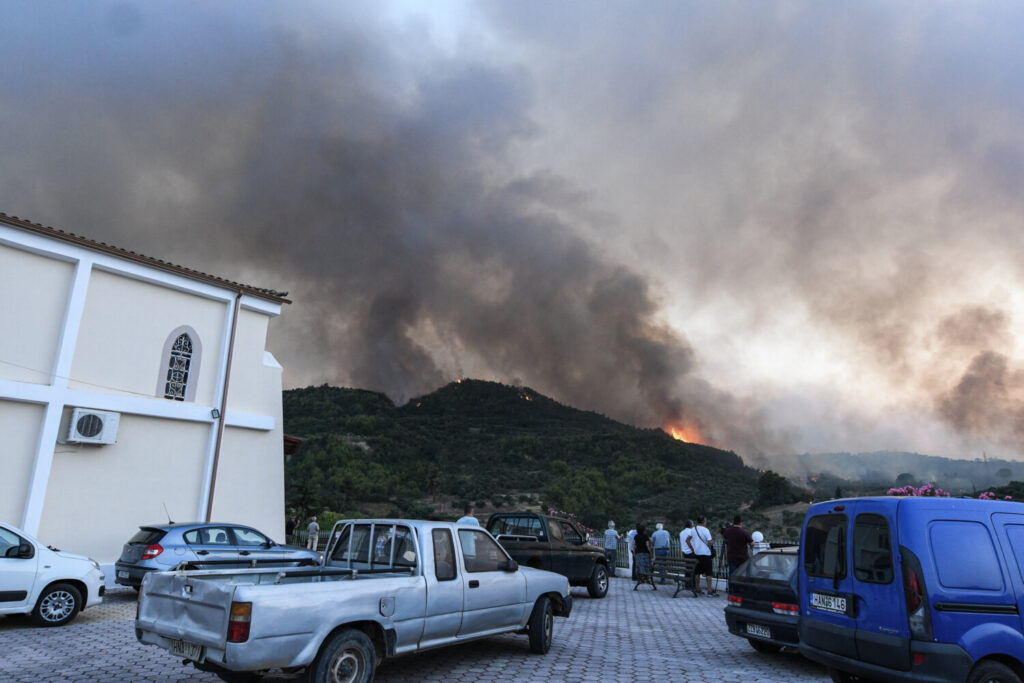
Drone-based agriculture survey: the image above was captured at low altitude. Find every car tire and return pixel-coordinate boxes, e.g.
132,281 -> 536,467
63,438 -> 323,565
308,628 -> 376,683
528,596 -> 553,654
968,661 -> 1023,683
587,564 -> 609,598
32,582 -> 82,627
747,638 -> 781,654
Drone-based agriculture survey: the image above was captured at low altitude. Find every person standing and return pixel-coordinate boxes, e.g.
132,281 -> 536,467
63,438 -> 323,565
285,515 -> 297,545
456,503 -> 480,526
632,524 -> 655,590
722,515 -> 755,583
688,515 -> 717,597
651,523 -> 671,584
679,520 -> 695,590
603,521 -> 620,576
306,516 -> 320,551
626,526 -> 638,580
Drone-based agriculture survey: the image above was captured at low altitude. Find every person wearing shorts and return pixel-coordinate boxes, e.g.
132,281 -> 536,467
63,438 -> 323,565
688,515 -> 718,597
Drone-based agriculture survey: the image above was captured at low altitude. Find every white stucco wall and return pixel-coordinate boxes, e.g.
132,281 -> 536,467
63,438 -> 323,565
70,269 -> 226,405
0,243 -> 73,385
38,414 -> 210,563
226,309 -> 274,416
0,400 -> 45,523
211,425 -> 286,542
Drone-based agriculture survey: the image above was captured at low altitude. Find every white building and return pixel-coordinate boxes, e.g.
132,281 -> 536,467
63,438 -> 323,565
0,212 -> 290,569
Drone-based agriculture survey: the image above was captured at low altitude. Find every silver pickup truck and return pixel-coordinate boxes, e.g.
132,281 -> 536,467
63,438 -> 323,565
135,519 -> 573,682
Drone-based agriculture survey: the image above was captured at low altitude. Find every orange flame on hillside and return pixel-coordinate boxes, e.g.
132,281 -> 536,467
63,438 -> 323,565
665,424 -> 702,444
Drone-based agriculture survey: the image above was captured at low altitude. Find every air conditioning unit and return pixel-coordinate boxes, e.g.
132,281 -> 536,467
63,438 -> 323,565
67,408 -> 120,445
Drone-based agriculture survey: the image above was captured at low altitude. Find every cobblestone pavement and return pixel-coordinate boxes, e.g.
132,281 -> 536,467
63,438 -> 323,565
0,578 -> 828,682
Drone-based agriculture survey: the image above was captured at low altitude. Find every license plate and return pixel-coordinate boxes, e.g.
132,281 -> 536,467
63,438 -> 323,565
117,570 -> 129,579
746,623 -> 771,639
811,592 -> 847,614
170,639 -> 204,662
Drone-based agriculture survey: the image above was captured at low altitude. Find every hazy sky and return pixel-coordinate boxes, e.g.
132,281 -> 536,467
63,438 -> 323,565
5,1 -> 1024,460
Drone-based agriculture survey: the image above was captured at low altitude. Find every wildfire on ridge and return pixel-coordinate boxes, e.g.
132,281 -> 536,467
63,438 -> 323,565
665,424 -> 701,444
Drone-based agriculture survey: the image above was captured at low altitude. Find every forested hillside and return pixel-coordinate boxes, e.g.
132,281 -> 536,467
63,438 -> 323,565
283,379 -> 766,531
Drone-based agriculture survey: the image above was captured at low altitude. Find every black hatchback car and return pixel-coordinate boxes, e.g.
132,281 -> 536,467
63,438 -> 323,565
724,546 -> 800,654
114,522 -> 319,589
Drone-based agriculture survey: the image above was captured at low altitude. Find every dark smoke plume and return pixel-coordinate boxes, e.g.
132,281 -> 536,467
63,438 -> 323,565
0,3 -> 779,454
8,2 -> 1024,459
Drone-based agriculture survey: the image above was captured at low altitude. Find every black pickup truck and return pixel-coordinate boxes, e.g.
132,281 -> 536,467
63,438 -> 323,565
486,512 -> 610,598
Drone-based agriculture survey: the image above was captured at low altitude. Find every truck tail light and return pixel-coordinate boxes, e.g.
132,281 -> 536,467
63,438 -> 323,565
771,601 -> 799,615
727,594 -> 742,606
227,602 -> 252,643
141,544 -> 163,560
900,546 -> 932,641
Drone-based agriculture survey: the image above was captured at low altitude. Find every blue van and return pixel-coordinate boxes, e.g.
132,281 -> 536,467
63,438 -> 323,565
799,496 -> 1024,683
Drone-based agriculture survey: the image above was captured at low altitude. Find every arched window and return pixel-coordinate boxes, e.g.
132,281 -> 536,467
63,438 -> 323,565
165,334 -> 192,400
157,326 -> 202,402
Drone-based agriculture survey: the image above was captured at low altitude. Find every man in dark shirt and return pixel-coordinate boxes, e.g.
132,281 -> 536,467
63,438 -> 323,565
722,515 -> 754,584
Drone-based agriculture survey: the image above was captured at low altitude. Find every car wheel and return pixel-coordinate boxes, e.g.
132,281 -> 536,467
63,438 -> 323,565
587,564 -> 609,598
747,638 -> 781,654
968,661 -> 1023,683
308,628 -> 376,683
32,582 -> 82,627
528,596 -> 554,654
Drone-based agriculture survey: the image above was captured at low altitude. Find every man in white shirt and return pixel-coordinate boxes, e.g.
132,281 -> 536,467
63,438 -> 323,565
686,515 -> 718,597
626,527 -> 638,580
456,503 -> 480,526
679,520 -> 695,591
306,516 -> 320,551
603,521 -> 620,576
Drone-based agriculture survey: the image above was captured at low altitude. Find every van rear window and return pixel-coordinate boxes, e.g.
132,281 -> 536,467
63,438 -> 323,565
804,514 -> 847,579
929,521 -> 1003,591
853,514 -> 893,584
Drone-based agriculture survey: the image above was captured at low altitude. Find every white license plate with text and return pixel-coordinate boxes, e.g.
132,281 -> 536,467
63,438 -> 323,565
810,592 -> 847,614
117,570 -> 129,579
746,623 -> 772,639
170,639 -> 204,662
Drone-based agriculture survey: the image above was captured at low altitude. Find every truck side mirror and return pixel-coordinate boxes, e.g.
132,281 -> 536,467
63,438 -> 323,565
502,559 -> 519,572
17,541 -> 34,559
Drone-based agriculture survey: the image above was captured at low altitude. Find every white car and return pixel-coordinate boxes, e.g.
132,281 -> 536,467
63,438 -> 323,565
0,521 -> 105,626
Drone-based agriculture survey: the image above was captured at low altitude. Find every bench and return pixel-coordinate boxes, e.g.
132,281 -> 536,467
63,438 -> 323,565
651,556 -> 699,598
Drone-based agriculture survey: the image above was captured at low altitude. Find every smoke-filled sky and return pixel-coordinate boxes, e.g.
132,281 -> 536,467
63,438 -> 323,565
5,1 -> 1024,460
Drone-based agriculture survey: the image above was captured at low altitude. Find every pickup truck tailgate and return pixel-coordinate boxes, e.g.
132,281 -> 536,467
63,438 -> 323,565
138,572 -> 233,649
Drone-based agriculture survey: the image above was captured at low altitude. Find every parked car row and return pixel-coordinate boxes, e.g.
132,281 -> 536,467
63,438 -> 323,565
0,518 -> 319,628
725,496 -> 1024,683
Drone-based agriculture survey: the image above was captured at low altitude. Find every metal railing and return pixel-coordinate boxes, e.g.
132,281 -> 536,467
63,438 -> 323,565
608,537 -> 795,579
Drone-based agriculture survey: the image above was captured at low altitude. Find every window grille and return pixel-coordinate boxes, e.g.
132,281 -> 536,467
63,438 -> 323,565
164,333 -> 193,400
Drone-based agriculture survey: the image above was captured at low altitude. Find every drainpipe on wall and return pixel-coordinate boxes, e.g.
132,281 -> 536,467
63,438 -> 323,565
206,290 -> 242,522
